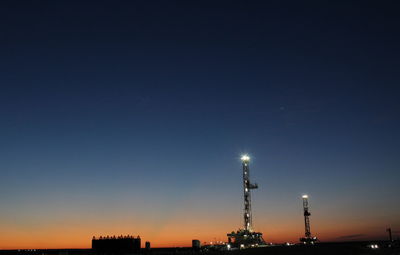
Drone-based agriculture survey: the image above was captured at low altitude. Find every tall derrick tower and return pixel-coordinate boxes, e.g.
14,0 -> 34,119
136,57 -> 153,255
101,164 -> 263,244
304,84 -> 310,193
299,195 -> 318,244
227,155 -> 265,248
242,155 -> 258,231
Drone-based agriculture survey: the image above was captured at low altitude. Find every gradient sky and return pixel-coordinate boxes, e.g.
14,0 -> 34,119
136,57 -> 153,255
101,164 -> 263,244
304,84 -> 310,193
1,0 -> 400,249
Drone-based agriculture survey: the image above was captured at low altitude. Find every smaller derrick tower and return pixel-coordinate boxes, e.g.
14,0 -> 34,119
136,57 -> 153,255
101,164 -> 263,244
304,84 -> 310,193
299,195 -> 318,244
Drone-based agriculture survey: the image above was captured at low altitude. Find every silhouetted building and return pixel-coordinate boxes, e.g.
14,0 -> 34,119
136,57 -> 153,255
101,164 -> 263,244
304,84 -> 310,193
92,235 -> 141,254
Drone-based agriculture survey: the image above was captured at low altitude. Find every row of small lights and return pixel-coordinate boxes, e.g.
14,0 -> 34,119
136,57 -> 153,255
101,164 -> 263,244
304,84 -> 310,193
369,244 -> 379,249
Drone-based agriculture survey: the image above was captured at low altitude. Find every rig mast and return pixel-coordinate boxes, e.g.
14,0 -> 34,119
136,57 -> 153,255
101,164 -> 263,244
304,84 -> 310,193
242,155 -> 258,231
300,195 -> 318,244
227,155 -> 265,248
303,195 -> 311,239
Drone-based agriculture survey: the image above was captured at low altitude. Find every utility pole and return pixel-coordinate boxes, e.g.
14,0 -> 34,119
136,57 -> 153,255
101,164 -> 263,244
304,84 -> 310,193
387,228 -> 393,242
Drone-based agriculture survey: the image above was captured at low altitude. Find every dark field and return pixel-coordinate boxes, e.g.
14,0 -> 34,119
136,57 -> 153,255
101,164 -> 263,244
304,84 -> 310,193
1,242 -> 399,255
227,242 -> 400,255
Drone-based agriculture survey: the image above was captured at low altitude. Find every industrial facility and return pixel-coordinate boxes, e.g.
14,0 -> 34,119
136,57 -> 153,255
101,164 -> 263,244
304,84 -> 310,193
92,235 -> 141,254
227,155 -> 266,248
299,195 -> 318,244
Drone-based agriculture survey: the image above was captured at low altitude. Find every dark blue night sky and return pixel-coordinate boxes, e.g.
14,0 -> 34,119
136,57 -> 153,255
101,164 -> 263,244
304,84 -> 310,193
0,1 -> 400,248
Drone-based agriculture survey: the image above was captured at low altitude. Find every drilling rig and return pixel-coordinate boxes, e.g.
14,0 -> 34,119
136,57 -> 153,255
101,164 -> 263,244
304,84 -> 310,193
227,155 -> 266,248
299,195 -> 318,244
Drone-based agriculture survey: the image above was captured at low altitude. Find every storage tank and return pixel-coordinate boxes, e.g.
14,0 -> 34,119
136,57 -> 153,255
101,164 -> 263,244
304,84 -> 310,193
192,239 -> 201,250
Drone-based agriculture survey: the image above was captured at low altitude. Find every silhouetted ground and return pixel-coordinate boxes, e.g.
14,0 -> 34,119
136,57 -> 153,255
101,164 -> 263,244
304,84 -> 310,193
1,241 -> 399,255
226,242 -> 400,255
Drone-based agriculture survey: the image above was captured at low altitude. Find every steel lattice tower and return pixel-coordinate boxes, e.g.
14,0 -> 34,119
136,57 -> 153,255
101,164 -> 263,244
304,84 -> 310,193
227,154 -> 265,248
302,195 -> 311,238
241,155 -> 258,232
299,194 -> 318,244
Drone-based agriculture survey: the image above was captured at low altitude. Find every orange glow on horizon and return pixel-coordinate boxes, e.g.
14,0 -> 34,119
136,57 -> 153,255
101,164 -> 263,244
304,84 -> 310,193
1,197 -> 398,249
0,222 -> 393,250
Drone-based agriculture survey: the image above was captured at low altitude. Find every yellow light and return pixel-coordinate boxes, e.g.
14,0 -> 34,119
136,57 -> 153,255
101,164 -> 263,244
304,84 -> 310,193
302,194 -> 308,199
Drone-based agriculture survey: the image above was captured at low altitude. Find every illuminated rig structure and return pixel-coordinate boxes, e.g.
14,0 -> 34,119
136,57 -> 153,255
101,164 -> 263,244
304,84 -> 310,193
299,195 -> 318,244
227,155 -> 266,248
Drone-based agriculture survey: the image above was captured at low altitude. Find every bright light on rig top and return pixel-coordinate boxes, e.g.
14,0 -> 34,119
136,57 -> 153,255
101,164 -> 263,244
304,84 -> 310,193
302,194 -> 308,199
241,155 -> 250,161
